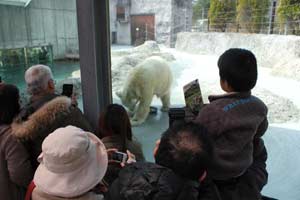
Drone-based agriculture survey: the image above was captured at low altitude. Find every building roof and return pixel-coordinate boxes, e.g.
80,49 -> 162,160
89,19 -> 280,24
0,0 -> 32,7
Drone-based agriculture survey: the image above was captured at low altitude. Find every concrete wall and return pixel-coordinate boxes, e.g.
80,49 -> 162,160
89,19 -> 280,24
0,0 -> 78,59
170,0 -> 193,47
109,0 -> 131,45
130,0 -> 173,45
110,0 -> 117,34
117,22 -> 131,44
175,32 -> 300,80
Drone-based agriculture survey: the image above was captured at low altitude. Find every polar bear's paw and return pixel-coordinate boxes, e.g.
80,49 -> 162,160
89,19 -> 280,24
130,119 -> 144,126
160,106 -> 169,112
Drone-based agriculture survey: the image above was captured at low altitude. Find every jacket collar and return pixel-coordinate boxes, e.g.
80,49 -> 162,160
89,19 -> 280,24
11,96 -> 72,140
29,93 -> 58,104
208,91 -> 252,102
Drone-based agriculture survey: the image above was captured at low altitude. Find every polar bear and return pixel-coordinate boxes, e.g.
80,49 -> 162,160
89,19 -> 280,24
116,56 -> 173,126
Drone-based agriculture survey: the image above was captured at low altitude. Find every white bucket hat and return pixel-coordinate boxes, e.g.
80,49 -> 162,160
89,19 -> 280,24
34,125 -> 108,198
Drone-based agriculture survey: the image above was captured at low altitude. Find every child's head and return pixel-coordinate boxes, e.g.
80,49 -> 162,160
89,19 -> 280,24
218,48 -> 257,92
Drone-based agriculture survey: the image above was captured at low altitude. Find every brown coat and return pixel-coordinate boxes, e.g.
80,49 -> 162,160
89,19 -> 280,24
0,125 -> 33,200
195,92 -> 268,180
194,91 -> 268,200
11,95 -> 92,170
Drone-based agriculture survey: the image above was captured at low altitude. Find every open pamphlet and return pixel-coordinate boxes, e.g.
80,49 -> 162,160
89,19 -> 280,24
183,79 -> 204,115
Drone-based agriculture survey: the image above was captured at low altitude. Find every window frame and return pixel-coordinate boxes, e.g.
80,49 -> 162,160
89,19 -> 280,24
76,0 -> 112,130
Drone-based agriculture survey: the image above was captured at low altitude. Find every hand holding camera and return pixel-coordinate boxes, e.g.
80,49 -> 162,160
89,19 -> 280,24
107,148 -> 136,167
61,84 -> 73,97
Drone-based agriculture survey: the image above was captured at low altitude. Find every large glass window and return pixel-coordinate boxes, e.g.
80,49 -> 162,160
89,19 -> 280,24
109,0 -> 300,199
1,0 -> 299,198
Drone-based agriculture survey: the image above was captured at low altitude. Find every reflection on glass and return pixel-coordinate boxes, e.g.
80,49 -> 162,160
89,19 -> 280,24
0,0 -> 81,108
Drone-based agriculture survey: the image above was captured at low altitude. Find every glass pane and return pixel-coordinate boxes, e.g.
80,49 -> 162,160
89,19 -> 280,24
0,0 -> 82,108
110,0 -> 300,199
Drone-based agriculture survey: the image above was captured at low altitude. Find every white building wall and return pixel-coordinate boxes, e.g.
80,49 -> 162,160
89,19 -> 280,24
109,0 -> 117,33
117,22 -> 131,44
109,0 -> 131,45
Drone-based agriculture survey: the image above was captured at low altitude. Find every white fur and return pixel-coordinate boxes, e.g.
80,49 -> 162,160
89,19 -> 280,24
117,56 -> 172,126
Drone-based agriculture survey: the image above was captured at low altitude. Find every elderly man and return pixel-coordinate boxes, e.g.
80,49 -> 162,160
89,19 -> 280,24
11,64 -> 92,170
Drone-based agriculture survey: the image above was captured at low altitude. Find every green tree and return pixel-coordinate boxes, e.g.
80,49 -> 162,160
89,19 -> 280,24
193,0 -> 210,23
237,0 -> 270,33
209,0 -> 237,32
277,0 -> 300,34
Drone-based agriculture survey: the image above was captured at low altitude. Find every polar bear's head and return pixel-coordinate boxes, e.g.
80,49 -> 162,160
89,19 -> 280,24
116,90 -> 137,112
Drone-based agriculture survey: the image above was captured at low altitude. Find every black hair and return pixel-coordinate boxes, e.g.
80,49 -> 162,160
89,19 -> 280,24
155,121 -> 214,180
218,48 -> 257,92
98,104 -> 132,152
0,84 -> 20,125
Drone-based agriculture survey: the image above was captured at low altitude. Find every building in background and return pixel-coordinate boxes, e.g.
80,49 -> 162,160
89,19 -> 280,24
110,0 -> 193,47
0,0 -> 78,59
0,0 -> 192,61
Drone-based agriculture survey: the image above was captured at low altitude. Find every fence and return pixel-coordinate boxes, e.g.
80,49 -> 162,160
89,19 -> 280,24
192,3 -> 300,36
0,45 -> 53,68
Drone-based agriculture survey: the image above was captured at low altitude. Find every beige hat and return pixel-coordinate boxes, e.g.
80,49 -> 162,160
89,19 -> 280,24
34,126 -> 108,198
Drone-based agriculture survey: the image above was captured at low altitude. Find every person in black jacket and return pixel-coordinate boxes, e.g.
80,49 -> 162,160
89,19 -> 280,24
105,122 -> 217,200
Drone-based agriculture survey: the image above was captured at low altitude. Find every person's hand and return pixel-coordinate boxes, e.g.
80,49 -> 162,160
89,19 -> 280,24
126,150 -> 136,163
120,150 -> 136,167
107,149 -> 136,167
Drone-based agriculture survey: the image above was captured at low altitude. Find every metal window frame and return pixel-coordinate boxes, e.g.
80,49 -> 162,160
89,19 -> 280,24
0,0 -> 32,7
76,0 -> 112,130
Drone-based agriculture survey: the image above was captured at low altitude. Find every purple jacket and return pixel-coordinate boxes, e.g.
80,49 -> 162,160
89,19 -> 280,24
195,92 -> 268,180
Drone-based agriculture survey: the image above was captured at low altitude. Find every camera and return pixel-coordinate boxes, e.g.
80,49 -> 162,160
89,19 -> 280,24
111,151 -> 127,163
61,84 -> 73,97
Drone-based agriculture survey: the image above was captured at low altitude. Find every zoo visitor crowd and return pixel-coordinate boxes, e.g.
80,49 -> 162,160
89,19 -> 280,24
1,48 -> 273,200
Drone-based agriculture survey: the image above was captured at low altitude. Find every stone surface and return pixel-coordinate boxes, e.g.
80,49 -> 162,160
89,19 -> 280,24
176,32 -> 300,81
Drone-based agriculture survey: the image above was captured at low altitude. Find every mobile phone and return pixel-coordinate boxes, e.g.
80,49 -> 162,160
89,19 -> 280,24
111,151 -> 127,163
62,84 -> 73,97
